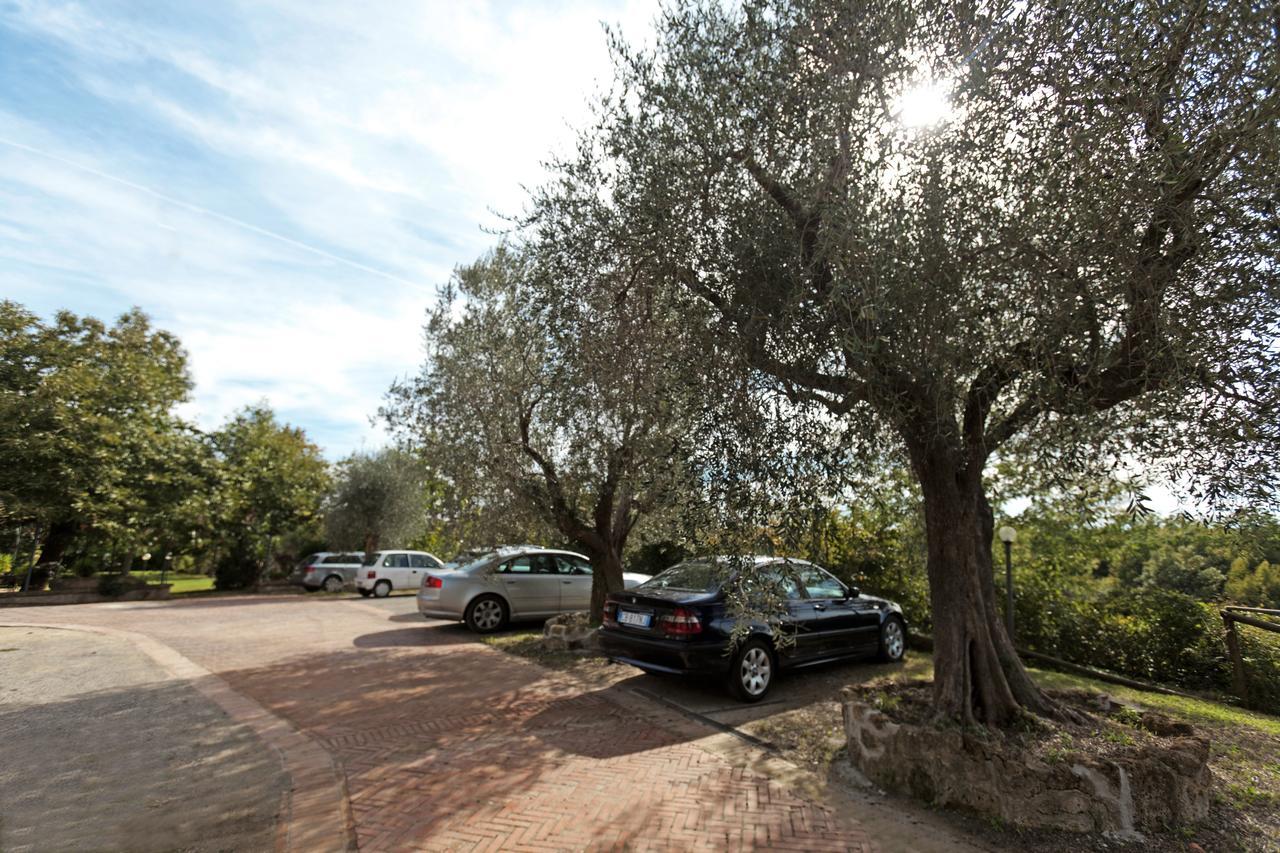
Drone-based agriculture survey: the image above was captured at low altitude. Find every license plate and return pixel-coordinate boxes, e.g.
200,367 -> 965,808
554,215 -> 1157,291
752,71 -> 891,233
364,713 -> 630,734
618,609 -> 651,628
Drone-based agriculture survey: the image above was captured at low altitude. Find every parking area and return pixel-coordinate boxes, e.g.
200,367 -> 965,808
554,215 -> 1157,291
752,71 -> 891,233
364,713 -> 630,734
0,595 -> 983,852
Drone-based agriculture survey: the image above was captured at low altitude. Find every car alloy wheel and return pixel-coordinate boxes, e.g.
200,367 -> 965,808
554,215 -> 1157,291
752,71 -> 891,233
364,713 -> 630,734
323,575 -> 344,593
469,597 -> 505,632
740,646 -> 772,697
880,618 -> 905,661
373,580 -> 391,598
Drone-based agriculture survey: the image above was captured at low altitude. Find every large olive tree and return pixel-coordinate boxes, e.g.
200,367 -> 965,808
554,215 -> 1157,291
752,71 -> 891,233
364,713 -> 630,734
385,244 -> 716,620
536,0 -> 1279,724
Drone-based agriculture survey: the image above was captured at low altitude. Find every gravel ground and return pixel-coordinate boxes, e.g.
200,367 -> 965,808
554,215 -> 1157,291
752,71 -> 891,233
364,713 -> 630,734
0,626 -> 287,853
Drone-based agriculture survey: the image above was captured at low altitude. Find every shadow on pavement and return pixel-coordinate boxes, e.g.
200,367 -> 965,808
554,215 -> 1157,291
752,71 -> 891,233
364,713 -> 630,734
1,670 -> 284,853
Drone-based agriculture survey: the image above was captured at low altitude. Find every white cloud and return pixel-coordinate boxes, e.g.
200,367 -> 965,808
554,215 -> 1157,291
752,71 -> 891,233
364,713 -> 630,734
0,0 -> 656,456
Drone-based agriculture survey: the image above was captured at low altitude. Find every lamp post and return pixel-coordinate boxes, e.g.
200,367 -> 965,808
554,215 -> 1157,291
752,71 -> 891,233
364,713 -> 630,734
997,525 -> 1017,642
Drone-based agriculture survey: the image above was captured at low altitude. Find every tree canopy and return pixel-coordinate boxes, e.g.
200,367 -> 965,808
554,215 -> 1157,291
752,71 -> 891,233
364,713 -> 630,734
324,447 -> 435,554
526,0 -> 1280,724
385,243 -> 718,618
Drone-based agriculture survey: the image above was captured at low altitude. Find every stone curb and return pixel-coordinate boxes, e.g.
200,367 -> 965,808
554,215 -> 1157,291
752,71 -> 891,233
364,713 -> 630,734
0,620 -> 357,853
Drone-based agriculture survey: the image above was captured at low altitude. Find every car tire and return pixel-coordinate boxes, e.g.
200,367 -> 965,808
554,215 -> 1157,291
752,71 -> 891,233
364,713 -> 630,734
727,637 -> 775,703
464,595 -> 508,633
878,616 -> 907,662
373,580 -> 392,598
322,575 -> 344,593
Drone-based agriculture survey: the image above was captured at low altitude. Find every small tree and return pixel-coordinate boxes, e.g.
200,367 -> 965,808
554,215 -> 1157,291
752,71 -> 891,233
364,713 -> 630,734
324,448 -> 433,554
211,405 -> 330,589
537,0 -> 1279,723
385,244 -> 713,620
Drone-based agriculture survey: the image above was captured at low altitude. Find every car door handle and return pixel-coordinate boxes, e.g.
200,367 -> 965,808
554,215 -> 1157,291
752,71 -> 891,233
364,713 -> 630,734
812,603 -> 827,611
561,580 -> 572,584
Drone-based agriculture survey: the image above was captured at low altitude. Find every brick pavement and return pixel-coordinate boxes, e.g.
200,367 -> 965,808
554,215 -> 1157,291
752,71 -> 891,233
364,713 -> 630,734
1,596 -> 876,852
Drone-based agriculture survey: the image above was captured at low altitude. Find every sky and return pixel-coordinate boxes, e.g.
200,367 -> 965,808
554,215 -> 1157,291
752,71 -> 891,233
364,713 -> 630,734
0,0 -> 652,457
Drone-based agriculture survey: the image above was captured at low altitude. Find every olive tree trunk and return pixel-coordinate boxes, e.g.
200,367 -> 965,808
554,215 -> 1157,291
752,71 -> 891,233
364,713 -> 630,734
916,453 -> 1060,726
584,546 -> 625,623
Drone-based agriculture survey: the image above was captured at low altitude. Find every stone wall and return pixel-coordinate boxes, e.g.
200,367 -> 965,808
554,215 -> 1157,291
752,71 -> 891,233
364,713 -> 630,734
842,692 -> 1211,838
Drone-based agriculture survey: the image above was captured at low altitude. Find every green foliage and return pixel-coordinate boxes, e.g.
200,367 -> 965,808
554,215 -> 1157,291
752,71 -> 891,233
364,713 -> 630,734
0,302 -> 197,544
324,448 -> 434,553
96,573 -> 126,597
1226,559 -> 1280,609
210,406 -> 330,590
1238,627 -> 1280,713
626,540 -> 690,578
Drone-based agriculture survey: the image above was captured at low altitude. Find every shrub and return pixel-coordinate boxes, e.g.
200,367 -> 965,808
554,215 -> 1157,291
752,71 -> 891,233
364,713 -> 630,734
1016,584 -> 1235,696
213,541 -> 263,590
97,573 -> 126,597
1238,627 -> 1280,712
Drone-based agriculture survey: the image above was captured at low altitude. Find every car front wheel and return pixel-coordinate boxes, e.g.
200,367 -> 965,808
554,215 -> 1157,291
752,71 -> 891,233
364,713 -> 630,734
878,616 -> 906,662
465,595 -> 508,633
727,638 -> 775,702
373,580 -> 392,598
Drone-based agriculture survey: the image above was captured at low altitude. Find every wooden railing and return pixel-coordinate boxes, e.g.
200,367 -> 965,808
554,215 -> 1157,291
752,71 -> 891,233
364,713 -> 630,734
1221,605 -> 1280,706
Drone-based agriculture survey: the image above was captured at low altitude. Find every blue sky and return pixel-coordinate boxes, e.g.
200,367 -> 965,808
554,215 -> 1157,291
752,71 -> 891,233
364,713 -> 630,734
0,0 -> 650,457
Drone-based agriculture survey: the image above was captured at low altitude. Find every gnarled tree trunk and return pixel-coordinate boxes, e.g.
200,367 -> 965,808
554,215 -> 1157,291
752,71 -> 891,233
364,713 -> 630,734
586,546 -> 627,624
916,449 -> 1060,726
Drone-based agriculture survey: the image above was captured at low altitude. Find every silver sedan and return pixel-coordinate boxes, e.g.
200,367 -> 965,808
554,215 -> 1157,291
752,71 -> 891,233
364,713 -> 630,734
417,547 -> 650,632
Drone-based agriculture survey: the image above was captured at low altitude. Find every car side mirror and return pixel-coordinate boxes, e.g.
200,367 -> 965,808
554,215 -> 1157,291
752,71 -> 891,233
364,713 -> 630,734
844,586 -> 860,599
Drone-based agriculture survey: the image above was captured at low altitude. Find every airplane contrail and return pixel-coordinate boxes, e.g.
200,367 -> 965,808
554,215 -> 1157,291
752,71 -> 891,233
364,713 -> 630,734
0,134 -> 424,289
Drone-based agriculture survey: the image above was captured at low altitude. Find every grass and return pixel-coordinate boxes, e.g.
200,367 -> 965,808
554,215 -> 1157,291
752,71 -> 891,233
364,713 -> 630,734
129,570 -> 215,595
1027,666 -> 1280,737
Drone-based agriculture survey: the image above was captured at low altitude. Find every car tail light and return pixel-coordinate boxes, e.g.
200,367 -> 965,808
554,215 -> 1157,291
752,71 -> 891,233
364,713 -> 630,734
659,607 -> 702,638
305,567 -> 316,574
366,570 -> 376,579
603,601 -> 618,628
425,575 -> 443,589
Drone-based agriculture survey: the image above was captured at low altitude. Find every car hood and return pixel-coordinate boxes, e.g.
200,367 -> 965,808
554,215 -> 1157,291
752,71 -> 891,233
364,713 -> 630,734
857,592 -> 904,614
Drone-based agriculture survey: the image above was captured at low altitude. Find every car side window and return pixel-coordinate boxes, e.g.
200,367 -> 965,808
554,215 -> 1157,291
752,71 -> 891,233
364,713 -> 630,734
502,557 -> 533,574
554,556 -> 592,575
753,569 -> 803,601
529,555 -> 557,574
797,567 -> 846,600
384,554 -> 409,568
409,554 -> 429,569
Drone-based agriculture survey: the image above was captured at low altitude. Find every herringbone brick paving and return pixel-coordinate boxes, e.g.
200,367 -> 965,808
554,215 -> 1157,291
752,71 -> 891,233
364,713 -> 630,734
1,596 -> 875,851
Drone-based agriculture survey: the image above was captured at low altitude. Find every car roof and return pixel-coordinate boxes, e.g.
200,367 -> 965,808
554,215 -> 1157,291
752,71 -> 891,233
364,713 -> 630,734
676,555 -> 817,568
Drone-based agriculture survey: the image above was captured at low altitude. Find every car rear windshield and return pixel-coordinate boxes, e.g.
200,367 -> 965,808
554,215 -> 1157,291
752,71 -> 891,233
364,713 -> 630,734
455,552 -> 499,573
637,562 -> 719,593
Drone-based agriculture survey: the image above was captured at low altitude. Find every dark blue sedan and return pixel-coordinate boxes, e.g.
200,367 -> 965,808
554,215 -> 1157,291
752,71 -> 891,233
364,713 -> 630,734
600,557 -> 907,702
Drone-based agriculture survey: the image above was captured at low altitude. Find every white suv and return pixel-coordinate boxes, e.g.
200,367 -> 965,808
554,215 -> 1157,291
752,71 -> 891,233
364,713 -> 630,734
357,550 -> 444,598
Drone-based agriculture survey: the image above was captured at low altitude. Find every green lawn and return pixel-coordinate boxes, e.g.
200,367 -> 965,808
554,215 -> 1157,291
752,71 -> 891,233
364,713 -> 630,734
130,570 -> 215,594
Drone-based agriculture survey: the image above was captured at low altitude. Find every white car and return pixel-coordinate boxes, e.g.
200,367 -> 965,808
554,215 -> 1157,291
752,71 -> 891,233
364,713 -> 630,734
356,550 -> 444,598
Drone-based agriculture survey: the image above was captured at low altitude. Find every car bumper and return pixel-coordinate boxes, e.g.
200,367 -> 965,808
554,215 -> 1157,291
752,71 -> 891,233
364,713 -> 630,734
416,594 -> 463,620
598,628 -> 730,676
